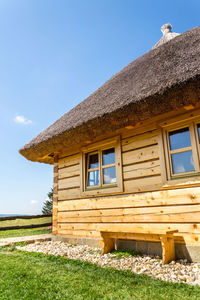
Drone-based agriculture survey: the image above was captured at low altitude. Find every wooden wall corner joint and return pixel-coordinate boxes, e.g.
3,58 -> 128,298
53,154 -> 59,234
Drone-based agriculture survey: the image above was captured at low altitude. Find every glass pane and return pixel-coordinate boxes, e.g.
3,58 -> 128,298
103,167 -> 116,184
87,170 -> 99,186
171,151 -> 194,174
169,127 -> 191,150
102,148 -> 115,165
88,153 -> 99,169
197,124 -> 200,143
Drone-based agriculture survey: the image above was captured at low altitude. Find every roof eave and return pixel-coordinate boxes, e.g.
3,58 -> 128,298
19,76 -> 200,164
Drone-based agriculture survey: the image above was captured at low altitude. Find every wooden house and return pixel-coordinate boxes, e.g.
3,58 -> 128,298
20,24 -> 200,263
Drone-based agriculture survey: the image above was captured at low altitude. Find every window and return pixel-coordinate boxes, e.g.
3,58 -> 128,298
87,152 -> 99,187
81,137 -> 123,195
86,148 -> 116,187
168,127 -> 194,175
160,119 -> 200,182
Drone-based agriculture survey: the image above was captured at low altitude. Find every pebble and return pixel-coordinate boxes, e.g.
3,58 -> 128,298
16,241 -> 200,285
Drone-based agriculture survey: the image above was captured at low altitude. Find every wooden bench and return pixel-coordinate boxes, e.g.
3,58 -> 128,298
100,229 -> 178,265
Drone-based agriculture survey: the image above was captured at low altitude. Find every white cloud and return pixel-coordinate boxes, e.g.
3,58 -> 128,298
14,115 -> 32,125
30,200 -> 38,205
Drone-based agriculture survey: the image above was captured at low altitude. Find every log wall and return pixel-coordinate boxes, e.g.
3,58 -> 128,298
54,112 -> 200,246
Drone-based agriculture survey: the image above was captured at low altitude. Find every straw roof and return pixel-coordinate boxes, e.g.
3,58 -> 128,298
20,25 -> 200,164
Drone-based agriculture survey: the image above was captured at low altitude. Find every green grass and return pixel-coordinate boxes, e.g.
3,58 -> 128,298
0,227 -> 52,238
0,247 -> 199,300
0,217 -> 51,227
0,217 -> 52,238
111,248 -> 139,259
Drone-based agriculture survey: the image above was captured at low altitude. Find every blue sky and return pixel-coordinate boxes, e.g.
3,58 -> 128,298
0,0 -> 199,214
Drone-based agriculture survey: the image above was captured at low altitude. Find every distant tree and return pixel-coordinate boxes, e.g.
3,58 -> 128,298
42,188 -> 53,215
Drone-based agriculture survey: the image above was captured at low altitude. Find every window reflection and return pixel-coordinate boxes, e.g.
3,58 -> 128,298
88,153 -> 99,169
169,127 -> 191,150
103,167 -> 116,184
88,170 -> 99,186
197,124 -> 200,142
102,148 -> 115,165
86,147 -> 117,188
171,151 -> 194,174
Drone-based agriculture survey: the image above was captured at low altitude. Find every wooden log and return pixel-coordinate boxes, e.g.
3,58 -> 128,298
123,160 -> 161,180
58,176 -> 80,189
120,120 -> 158,139
57,205 -> 200,223
57,203 -> 200,220
174,233 -> 200,245
58,153 -> 80,169
122,131 -> 158,152
57,222 -> 200,234
57,229 -> 100,238
124,175 -> 162,193
58,188 -> 81,200
58,164 -> 80,179
58,186 -> 200,210
122,145 -> 159,166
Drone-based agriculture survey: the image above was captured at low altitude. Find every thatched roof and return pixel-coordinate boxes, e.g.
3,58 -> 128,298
20,25 -> 200,164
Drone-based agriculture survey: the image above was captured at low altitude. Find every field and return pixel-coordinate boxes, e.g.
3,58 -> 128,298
0,216 -> 52,238
1,217 -> 200,299
0,246 -> 200,300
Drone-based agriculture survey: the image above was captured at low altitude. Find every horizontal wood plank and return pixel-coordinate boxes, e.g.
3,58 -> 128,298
57,204 -> 200,222
58,164 -> 80,179
122,145 -> 159,166
122,131 -> 158,152
124,175 -> 162,193
57,229 -> 100,238
58,211 -> 200,224
58,186 -> 200,211
123,160 -> 161,180
58,176 -> 80,190
58,188 -> 81,200
57,222 -> 200,234
59,154 -> 80,169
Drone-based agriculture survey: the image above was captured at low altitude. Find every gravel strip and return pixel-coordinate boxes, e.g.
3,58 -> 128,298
16,241 -> 200,285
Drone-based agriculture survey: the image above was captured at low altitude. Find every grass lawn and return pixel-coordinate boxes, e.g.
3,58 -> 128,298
0,247 -> 200,300
0,227 -> 51,238
0,217 -> 51,227
0,217 -> 52,238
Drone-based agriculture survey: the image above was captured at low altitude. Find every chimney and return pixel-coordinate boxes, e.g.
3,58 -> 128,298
152,23 -> 180,49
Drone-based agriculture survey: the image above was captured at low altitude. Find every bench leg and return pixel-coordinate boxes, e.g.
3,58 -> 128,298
161,235 -> 175,265
101,237 -> 115,255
